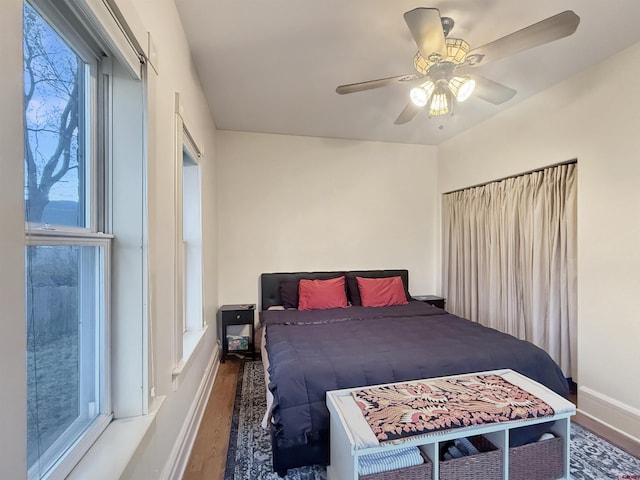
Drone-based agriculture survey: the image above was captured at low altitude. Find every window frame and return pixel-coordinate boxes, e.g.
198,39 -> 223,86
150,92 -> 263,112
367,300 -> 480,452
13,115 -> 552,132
181,143 -> 203,335
23,1 -> 114,478
25,233 -> 113,480
172,92 -> 205,379
23,0 -> 101,234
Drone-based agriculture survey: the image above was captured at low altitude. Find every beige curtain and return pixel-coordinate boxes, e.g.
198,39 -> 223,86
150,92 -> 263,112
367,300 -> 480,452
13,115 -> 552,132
442,163 -> 577,379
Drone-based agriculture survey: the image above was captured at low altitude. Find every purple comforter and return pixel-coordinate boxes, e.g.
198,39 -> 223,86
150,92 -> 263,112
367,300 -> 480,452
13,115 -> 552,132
262,302 -> 568,451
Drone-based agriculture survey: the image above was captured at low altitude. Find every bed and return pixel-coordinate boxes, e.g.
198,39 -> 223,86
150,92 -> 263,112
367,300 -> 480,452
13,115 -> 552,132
259,269 -> 569,477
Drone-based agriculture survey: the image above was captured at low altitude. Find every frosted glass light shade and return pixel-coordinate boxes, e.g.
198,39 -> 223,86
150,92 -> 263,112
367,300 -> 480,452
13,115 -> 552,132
448,76 -> 476,102
409,81 -> 435,107
429,90 -> 449,116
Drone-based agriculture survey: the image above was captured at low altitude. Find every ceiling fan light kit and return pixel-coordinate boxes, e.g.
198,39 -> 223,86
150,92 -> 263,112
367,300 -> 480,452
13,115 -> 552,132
336,7 -> 580,124
410,35 -> 475,115
429,86 -> 450,116
409,75 -> 475,116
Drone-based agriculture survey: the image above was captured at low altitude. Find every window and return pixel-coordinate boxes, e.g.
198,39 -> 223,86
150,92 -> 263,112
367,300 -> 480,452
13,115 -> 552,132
24,2 -> 112,478
23,1 -> 95,229
182,146 -> 203,334
173,93 -> 204,373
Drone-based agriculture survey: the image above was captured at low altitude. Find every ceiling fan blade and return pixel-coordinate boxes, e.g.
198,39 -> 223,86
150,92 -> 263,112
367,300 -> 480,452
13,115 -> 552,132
336,74 -> 420,95
404,8 -> 448,59
394,102 -> 420,125
469,75 -> 517,105
468,10 -> 580,66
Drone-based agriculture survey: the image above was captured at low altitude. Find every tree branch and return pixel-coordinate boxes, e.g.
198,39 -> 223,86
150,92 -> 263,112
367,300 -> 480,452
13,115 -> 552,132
40,80 -> 78,190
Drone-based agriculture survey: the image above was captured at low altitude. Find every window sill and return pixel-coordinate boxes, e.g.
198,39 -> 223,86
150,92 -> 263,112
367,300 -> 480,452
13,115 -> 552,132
67,327 -> 208,479
172,325 -> 208,385
67,396 -> 166,480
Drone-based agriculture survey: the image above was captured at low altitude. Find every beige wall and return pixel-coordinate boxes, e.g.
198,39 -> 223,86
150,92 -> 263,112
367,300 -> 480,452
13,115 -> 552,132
216,131 -> 439,307
120,0 -> 220,477
439,42 -> 640,441
0,1 -> 27,478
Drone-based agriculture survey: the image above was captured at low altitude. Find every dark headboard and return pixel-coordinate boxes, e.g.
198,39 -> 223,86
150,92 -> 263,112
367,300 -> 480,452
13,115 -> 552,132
260,269 -> 410,310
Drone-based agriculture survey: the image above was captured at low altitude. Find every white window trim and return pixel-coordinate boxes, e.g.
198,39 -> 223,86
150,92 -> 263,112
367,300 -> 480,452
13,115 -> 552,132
66,395 -> 165,480
172,92 -> 204,384
67,0 -> 145,80
30,414 -> 113,480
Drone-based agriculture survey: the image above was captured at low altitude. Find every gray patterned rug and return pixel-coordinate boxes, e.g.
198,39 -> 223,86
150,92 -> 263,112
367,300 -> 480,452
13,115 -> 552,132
224,361 -> 640,480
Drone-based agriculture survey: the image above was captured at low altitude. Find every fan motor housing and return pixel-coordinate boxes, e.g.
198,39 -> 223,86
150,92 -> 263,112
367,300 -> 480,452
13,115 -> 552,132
427,62 -> 456,81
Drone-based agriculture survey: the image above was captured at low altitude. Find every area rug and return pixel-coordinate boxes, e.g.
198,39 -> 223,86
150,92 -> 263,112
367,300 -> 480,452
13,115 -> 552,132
224,361 -> 640,480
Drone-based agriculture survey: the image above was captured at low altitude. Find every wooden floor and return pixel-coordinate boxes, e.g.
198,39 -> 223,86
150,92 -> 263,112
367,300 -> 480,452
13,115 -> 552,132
183,358 -> 241,480
183,360 -> 640,480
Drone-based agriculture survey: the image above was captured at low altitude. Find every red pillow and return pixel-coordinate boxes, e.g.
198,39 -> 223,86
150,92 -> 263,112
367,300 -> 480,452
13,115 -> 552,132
298,276 -> 348,310
356,276 -> 408,308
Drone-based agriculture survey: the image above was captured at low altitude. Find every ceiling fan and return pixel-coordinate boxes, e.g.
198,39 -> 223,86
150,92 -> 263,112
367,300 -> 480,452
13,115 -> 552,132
336,8 -> 580,124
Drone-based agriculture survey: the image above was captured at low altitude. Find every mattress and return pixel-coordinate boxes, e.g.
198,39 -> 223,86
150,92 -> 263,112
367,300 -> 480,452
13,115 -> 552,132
261,301 -> 569,458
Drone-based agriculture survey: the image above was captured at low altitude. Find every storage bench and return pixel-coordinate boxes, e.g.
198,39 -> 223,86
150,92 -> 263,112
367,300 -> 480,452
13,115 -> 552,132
326,369 -> 575,480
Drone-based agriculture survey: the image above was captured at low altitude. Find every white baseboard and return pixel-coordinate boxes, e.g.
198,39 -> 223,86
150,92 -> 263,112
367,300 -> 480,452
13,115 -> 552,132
162,343 -> 221,480
578,385 -> 640,443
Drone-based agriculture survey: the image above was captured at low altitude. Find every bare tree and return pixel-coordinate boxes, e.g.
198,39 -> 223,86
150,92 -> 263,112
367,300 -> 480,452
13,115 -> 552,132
23,3 -> 80,223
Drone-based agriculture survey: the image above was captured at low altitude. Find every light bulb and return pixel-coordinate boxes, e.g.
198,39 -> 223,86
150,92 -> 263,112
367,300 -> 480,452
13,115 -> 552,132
410,87 -> 428,107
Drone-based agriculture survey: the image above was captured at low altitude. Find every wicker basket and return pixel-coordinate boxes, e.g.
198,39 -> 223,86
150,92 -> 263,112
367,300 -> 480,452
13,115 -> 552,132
439,435 -> 503,480
509,435 -> 564,480
359,450 -> 433,480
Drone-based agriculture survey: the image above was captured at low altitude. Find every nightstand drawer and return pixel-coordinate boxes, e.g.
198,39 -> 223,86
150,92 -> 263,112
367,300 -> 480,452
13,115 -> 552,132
222,309 -> 254,325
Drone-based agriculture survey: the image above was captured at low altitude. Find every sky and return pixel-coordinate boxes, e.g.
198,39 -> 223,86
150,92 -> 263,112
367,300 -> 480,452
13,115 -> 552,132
24,1 -> 83,206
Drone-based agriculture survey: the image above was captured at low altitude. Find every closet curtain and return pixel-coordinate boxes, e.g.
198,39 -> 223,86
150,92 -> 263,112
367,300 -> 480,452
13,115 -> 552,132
442,163 -> 577,379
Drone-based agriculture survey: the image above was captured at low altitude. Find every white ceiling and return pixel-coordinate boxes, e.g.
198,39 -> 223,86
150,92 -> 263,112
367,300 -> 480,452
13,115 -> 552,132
173,0 -> 640,146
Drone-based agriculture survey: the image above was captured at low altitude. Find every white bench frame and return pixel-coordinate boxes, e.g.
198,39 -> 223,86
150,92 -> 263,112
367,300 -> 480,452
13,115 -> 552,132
326,369 -> 576,480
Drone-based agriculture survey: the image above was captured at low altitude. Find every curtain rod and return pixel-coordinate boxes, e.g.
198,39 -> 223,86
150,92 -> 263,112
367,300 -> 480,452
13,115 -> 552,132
443,158 -> 577,195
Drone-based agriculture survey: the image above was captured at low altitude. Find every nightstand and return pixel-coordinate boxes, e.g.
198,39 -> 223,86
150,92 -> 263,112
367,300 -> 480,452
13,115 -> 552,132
218,304 -> 256,363
413,295 -> 446,310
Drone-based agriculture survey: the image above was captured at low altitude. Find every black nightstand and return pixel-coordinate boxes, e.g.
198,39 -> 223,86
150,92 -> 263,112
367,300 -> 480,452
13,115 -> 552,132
413,295 -> 446,310
218,304 -> 256,363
